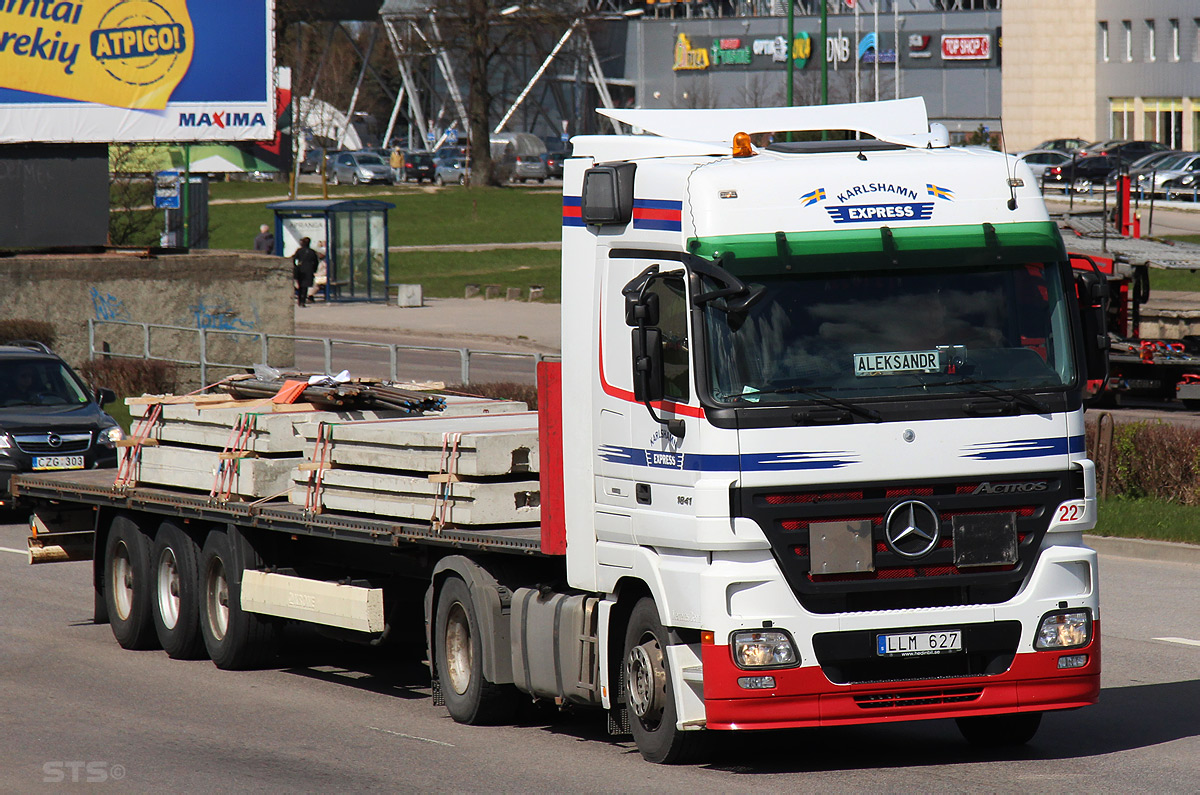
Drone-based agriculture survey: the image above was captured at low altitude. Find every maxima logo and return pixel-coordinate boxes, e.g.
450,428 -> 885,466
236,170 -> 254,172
178,111 -> 268,129
972,481 -> 1049,495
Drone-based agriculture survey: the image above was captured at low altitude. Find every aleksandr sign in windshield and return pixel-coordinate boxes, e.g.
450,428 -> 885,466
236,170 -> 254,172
0,0 -> 274,143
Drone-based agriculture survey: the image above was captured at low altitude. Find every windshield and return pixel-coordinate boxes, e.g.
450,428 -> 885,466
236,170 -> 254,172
356,155 -> 385,166
704,261 -> 1076,405
0,359 -> 91,408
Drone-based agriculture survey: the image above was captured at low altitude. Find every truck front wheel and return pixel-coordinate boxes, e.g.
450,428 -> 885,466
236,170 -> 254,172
152,521 -> 205,659
434,576 -> 517,725
103,515 -> 159,650
198,528 -> 277,670
956,712 -> 1042,747
623,598 -> 705,764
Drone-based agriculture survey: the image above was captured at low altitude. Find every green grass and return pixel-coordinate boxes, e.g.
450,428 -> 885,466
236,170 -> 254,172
206,183 -> 562,251
1093,497 -> 1200,546
394,248 -> 561,301
1149,267 -> 1200,292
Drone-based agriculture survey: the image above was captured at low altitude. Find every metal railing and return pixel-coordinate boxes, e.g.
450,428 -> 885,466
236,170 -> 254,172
87,319 -> 558,386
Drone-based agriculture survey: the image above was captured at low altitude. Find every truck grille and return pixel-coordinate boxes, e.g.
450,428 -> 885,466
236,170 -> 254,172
13,432 -> 92,454
854,688 -> 983,709
813,621 -> 1022,684
732,471 -> 1084,613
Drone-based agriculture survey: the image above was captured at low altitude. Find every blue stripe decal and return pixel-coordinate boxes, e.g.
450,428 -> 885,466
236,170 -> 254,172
562,217 -> 587,227
960,436 -> 1084,461
563,195 -> 582,206
598,446 -> 857,472
633,199 -> 683,210
632,218 -> 683,232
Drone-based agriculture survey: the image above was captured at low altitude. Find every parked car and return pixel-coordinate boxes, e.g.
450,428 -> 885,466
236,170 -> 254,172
435,145 -> 468,165
434,157 -> 467,186
0,342 -> 123,504
1033,138 -> 1090,152
1042,154 -> 1126,190
1126,152 -> 1200,191
326,151 -> 393,185
299,148 -> 326,174
1162,166 -> 1200,195
543,150 -> 568,179
511,154 -> 547,183
1082,139 -> 1170,161
1016,149 -> 1074,181
404,151 -> 436,183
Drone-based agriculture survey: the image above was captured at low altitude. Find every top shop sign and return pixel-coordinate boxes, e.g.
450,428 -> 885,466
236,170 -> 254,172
941,34 -> 991,60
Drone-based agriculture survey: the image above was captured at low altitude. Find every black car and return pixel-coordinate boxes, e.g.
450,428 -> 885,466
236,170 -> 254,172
543,150 -> 568,179
0,343 -> 123,504
1042,154 -> 1126,190
1081,139 -> 1169,161
404,152 -> 436,183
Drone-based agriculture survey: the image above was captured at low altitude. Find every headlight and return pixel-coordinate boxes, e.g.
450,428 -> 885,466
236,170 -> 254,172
98,425 -> 125,447
0,433 -> 12,449
1035,609 -> 1092,650
1182,175 -> 1195,186
731,630 -> 798,668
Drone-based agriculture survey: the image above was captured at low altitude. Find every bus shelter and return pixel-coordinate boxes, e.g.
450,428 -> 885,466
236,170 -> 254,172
267,199 -> 394,302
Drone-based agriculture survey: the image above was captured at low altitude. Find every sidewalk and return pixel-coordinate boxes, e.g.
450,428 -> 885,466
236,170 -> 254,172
294,296 -> 562,353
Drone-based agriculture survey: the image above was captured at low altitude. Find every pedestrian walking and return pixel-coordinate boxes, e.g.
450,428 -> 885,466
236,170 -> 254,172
291,237 -> 320,307
253,223 -> 275,254
390,146 -> 405,183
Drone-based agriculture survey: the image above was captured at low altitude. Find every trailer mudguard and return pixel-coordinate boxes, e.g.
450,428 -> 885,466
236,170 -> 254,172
429,556 -> 515,685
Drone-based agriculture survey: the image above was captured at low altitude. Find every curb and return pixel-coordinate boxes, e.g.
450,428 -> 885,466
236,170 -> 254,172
1085,534 -> 1200,565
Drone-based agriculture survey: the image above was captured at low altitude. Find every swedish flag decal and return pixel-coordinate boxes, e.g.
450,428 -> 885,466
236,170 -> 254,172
926,183 -> 955,201
800,187 -> 827,206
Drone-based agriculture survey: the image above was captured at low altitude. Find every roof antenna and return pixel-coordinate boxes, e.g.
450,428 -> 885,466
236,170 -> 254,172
998,115 -> 1018,211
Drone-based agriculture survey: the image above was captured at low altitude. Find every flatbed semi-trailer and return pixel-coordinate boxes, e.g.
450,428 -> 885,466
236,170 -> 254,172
20,99 -> 1108,764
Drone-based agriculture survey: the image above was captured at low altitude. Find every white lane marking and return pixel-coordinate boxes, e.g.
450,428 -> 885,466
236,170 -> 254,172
0,546 -> 28,557
368,726 -> 455,747
1153,637 -> 1200,648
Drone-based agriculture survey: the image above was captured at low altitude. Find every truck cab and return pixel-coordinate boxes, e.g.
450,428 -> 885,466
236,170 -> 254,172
559,99 -> 1103,761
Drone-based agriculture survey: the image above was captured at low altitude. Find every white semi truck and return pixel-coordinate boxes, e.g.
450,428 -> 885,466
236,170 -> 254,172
19,98 -> 1108,764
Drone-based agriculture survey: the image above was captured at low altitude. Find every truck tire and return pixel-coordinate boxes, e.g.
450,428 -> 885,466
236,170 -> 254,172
103,515 -> 159,650
955,712 -> 1042,747
151,521 -> 206,659
198,528 -> 277,670
434,576 -> 518,725
623,598 -> 706,764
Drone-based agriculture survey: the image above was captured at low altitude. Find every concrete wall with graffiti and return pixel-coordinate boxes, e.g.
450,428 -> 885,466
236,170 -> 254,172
0,251 -> 293,386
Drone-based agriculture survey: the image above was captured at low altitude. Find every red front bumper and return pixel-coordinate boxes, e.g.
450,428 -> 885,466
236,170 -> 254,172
702,624 -> 1100,731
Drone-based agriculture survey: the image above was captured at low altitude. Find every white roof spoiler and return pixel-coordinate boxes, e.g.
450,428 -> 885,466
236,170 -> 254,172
598,98 -> 948,149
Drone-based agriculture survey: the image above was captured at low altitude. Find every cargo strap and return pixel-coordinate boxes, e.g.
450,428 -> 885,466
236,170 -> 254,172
430,432 -> 463,530
303,421 -> 336,514
114,401 -> 163,490
211,413 -> 258,502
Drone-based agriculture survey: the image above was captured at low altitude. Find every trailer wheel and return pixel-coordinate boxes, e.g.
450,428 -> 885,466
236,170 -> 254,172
151,522 -> 206,659
103,515 -> 159,650
434,576 -> 518,725
955,712 -> 1042,747
198,528 -> 277,670
623,598 -> 705,764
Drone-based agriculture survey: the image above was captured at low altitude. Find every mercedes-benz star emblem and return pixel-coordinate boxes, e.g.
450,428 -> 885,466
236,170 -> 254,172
47,433 -> 62,449
884,500 -> 940,558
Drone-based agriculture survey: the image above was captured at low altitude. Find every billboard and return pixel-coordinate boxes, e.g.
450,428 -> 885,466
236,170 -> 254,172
0,0 -> 275,143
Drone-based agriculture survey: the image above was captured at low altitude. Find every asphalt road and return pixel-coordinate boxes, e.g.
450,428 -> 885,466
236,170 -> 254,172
1,521 -> 1197,791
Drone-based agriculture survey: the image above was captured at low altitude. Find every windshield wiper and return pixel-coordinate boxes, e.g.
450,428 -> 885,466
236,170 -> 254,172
939,376 -> 1051,414
761,385 -> 884,423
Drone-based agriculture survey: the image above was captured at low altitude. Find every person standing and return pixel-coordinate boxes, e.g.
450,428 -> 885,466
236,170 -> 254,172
389,146 -> 404,183
253,223 -> 275,254
291,237 -> 320,307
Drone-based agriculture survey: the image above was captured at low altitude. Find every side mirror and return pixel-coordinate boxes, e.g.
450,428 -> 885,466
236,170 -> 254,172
631,327 -> 664,404
96,387 -> 117,406
625,289 -> 659,328
1074,270 -> 1110,383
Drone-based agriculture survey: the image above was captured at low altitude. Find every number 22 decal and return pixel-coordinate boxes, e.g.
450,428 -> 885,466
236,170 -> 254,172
1057,503 -> 1083,522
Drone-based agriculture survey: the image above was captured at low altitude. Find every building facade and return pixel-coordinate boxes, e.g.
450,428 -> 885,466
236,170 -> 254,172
1003,0 -> 1200,151
622,5 -> 1002,141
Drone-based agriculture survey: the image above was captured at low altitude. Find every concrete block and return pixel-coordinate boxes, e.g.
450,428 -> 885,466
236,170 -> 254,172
528,285 -> 544,301
484,284 -> 501,299
394,284 -> 423,307
135,446 -> 296,498
464,284 -> 481,298
506,287 -> 522,301
296,411 -> 538,476
291,468 -> 540,525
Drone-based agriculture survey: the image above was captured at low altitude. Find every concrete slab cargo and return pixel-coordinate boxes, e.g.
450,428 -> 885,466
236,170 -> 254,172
134,446 -> 296,499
